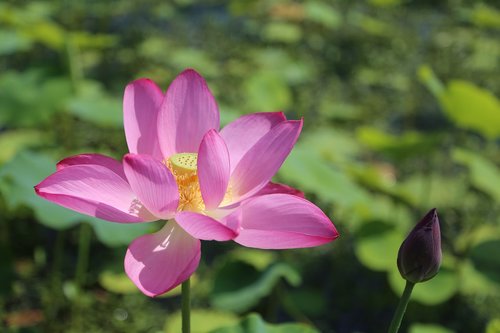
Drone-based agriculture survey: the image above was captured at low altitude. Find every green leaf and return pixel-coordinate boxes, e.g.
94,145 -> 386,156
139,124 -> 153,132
211,262 -> 301,313
469,240 -> 500,284
0,71 -> 72,127
228,248 -> 277,271
210,313 -> 319,333
0,130 -> 46,164
0,29 -> 32,54
304,2 -> 342,29
439,80 -> 500,139
89,218 -> 153,248
409,323 -> 455,333
388,266 -> 459,305
164,310 -> 238,333
68,80 -> 122,127
99,270 -> 138,294
0,150 -> 82,229
262,22 -> 302,43
300,128 -> 362,166
251,49 -> 316,84
0,151 -> 150,246
355,222 -> 402,271
243,72 -> 292,111
459,260 -> 500,296
453,148 -> 500,202
486,318 -> 500,333
279,146 -> 369,206
395,173 -> 467,208
471,4 -> 500,29
356,126 -> 440,159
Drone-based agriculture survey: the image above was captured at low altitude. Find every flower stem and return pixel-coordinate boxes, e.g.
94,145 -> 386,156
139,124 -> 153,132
388,280 -> 415,333
182,278 -> 191,333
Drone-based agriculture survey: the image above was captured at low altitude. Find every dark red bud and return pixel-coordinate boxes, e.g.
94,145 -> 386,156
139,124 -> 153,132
397,208 -> 442,283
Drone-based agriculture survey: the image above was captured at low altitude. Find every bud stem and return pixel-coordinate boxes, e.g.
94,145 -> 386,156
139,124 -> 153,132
388,280 -> 415,333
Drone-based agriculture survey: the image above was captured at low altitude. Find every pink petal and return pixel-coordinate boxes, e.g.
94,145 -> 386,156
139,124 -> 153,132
220,112 -> 286,173
198,130 -> 230,210
175,211 -> 237,241
229,194 -> 338,249
125,222 -> 201,297
123,79 -> 164,160
158,69 -> 220,158
230,119 -> 303,202
35,165 -> 155,223
57,153 -> 126,180
255,182 -> 305,198
123,154 -> 179,220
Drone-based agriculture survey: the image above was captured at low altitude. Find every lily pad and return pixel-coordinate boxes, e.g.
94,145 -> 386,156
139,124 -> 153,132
210,313 -> 319,333
212,262 -> 301,313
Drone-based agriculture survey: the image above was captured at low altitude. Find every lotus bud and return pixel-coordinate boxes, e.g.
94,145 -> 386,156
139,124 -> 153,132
397,208 -> 442,283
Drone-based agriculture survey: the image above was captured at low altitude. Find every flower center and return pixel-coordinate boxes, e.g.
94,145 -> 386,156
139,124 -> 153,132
165,153 -> 205,212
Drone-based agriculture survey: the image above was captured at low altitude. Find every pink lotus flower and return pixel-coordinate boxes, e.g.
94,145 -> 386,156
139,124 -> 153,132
35,69 -> 339,297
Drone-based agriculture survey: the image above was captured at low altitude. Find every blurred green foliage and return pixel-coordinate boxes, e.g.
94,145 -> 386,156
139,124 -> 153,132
0,0 -> 499,332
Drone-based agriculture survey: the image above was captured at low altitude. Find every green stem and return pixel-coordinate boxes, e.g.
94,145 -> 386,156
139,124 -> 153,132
75,223 -> 92,288
388,280 -> 415,333
182,278 -> 191,333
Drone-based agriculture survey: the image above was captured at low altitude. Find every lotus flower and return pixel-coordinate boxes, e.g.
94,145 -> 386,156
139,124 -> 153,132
35,69 -> 339,296
397,208 -> 441,283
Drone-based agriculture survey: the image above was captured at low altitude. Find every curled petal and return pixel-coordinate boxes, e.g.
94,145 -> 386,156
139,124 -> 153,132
125,222 -> 201,297
57,153 -> 126,180
158,69 -> 219,158
254,182 -> 305,198
229,194 -> 338,249
123,79 -> 164,159
230,120 -> 303,202
198,130 -> 230,210
123,154 -> 179,220
175,211 -> 237,241
35,165 -> 155,223
220,112 -> 286,173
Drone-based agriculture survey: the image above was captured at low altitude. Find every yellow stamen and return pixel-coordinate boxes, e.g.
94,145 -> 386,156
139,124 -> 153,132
165,152 -> 233,212
165,153 -> 204,212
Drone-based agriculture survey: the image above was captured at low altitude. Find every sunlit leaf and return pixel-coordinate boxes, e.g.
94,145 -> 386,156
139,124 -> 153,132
453,148 -> 500,202
396,173 -> 467,207
459,260 -> 500,296
355,222 -> 402,271
469,240 -> 500,284
471,4 -> 500,29
279,146 -> 369,206
89,218 -> 153,248
243,71 -> 292,111
304,2 -> 342,29
68,80 -> 122,127
0,29 -> 32,54
356,126 -> 441,159
0,71 -> 72,127
440,81 -> 500,138
165,310 -> 238,333
99,270 -> 138,295
212,262 -> 301,313
409,323 -> 454,333
0,151 -> 150,246
228,248 -> 277,271
262,22 -> 302,43
486,318 -> 500,333
0,130 -> 46,164
389,266 -> 459,305
210,313 -> 319,333
0,151 -> 82,229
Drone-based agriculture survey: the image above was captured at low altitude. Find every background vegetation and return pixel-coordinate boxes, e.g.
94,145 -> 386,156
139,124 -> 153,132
1,0 -> 500,332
